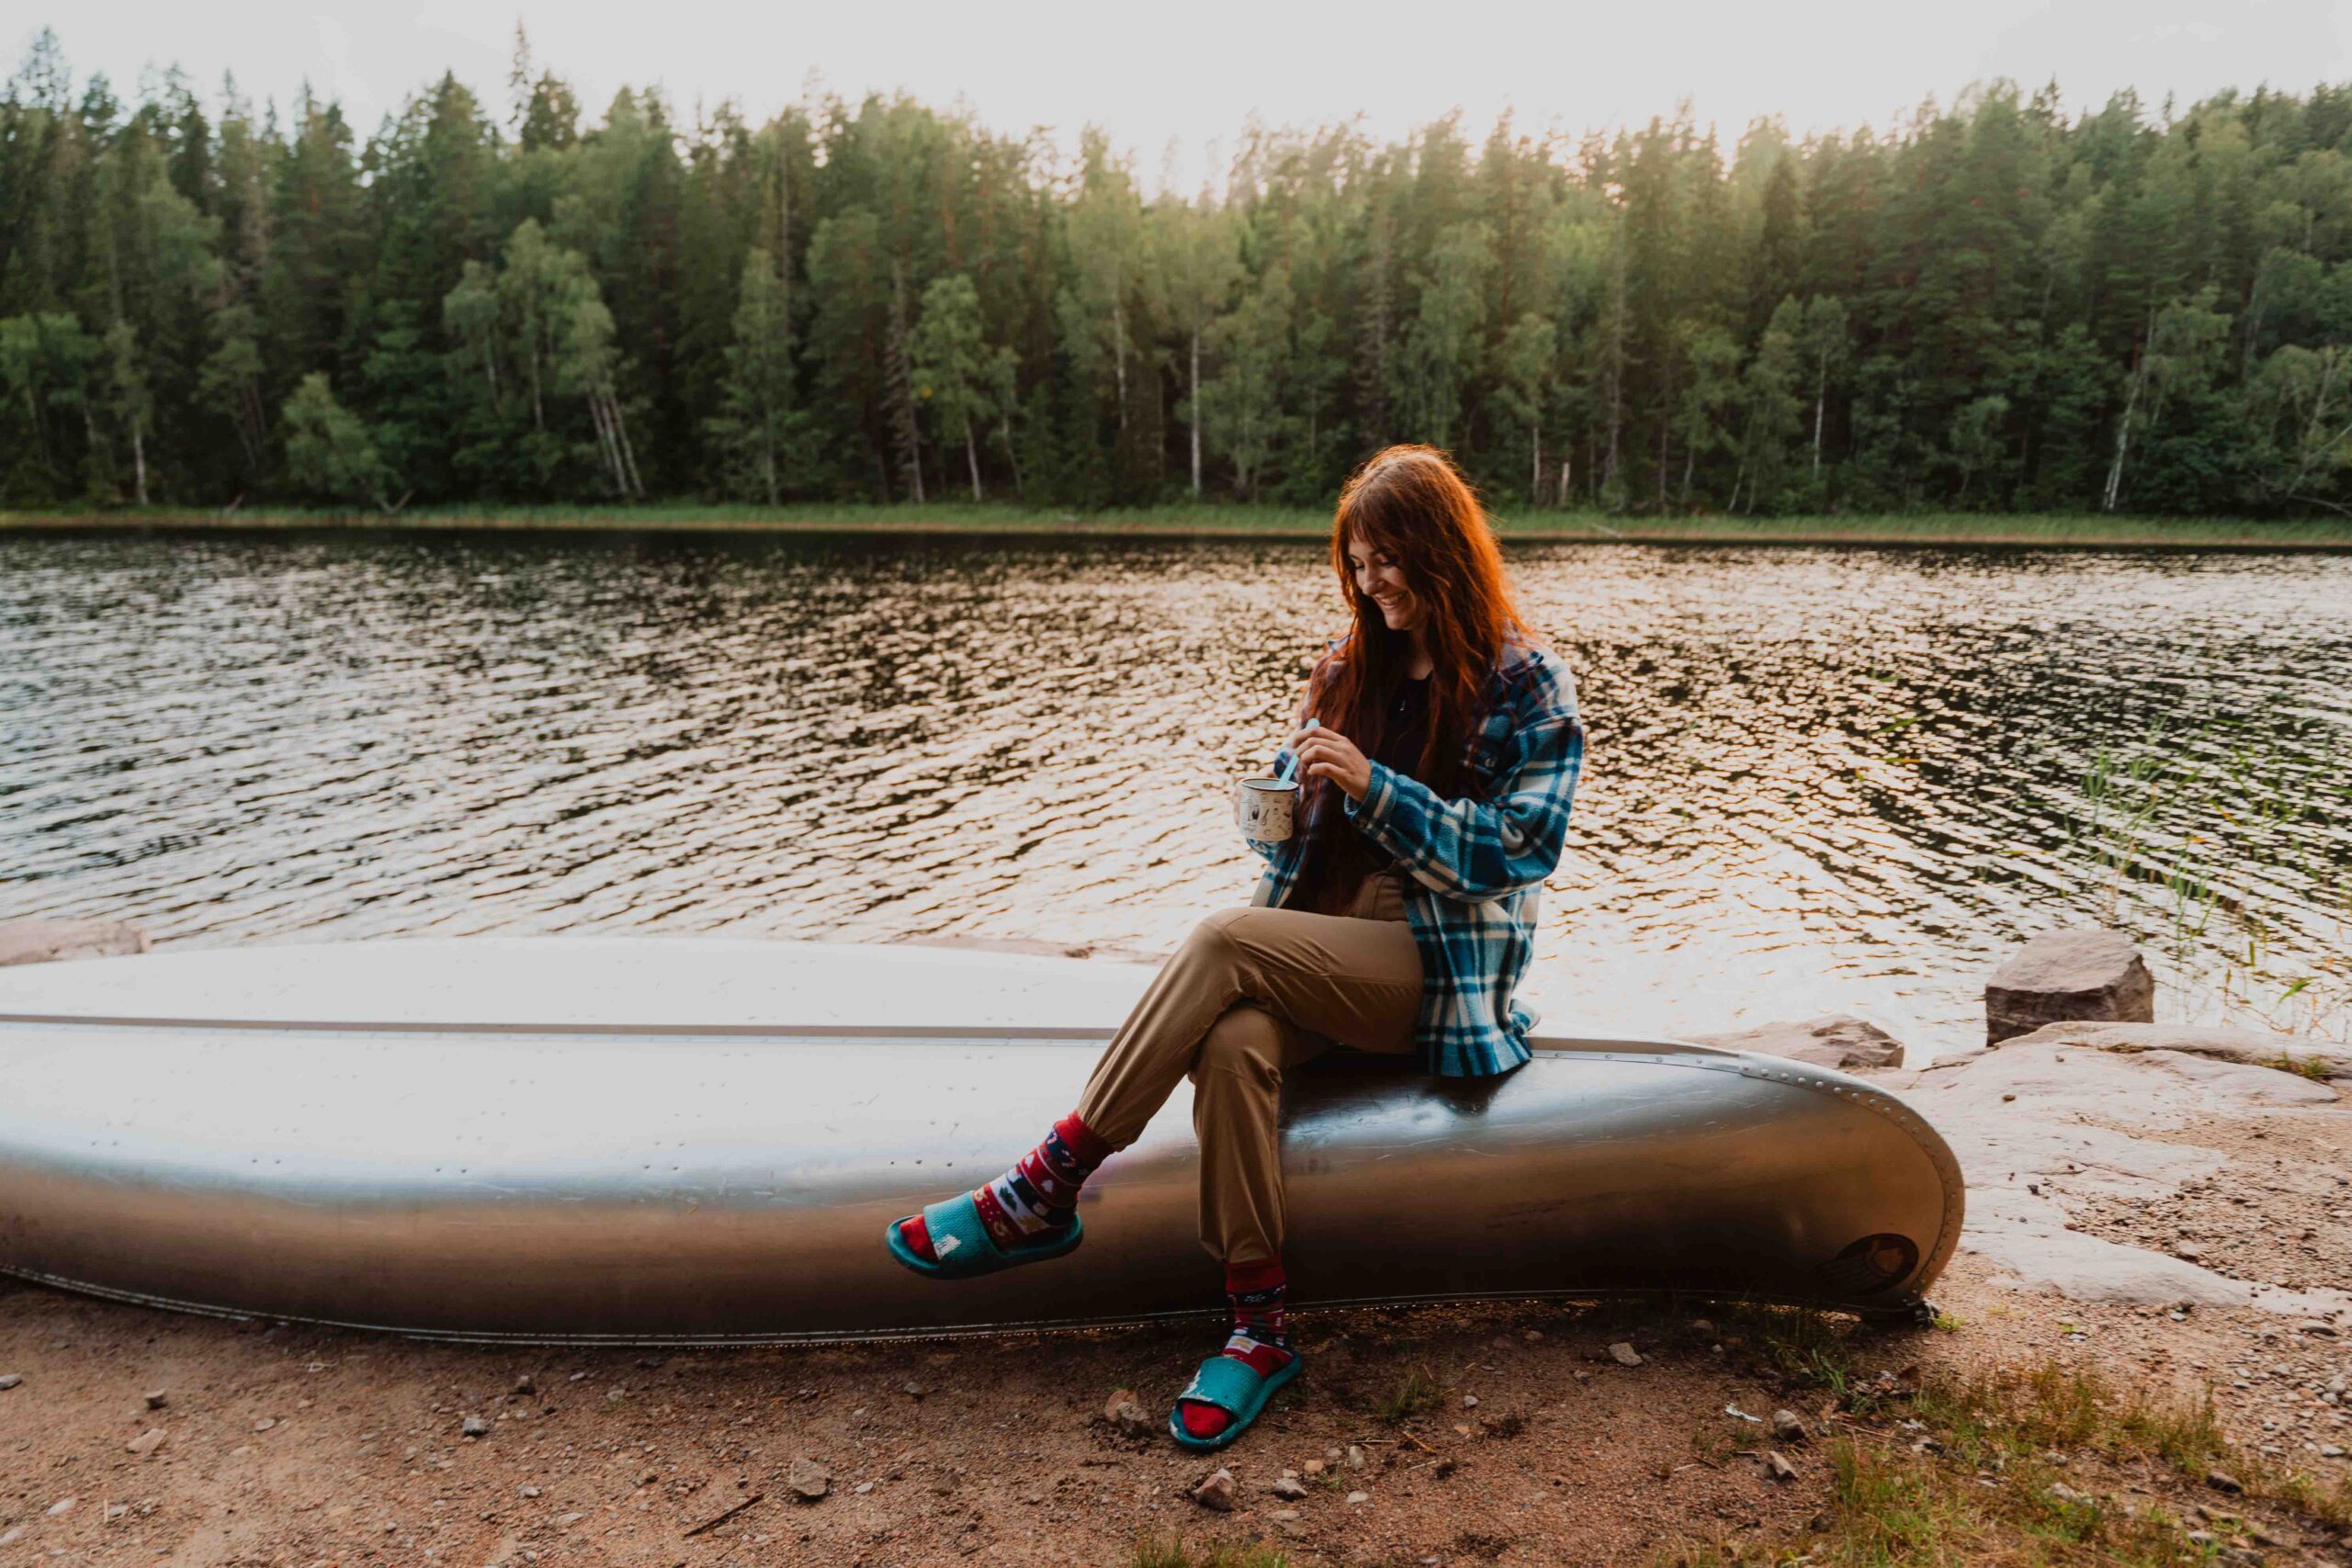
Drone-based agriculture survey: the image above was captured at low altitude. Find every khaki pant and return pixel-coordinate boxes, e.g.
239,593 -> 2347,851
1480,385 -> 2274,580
1073,873 -> 1421,1265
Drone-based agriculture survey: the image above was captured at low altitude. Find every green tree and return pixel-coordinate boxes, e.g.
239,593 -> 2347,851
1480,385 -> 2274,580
280,371 -> 392,508
0,311 -> 99,499
1200,267 -> 1295,500
705,248 -> 797,503
1154,197 -> 1240,499
910,273 -> 995,501
1734,298 -> 1804,512
1493,313 -> 1556,504
1395,220 -> 1496,447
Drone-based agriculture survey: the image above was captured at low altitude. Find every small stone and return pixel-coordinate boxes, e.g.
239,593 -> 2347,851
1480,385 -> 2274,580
1102,1389 -> 1153,1441
2049,1482 -> 2089,1505
855,1481 -> 874,1495
901,1382 -> 925,1399
1691,1014 -> 1905,1069
254,1416 -> 277,1432
46,1497 -> 75,1517
1765,1450 -> 1797,1482
0,1374 -> 20,1391
125,1428 -> 166,1456
513,1373 -> 537,1395
1303,1458 -> 1326,1476
788,1457 -> 830,1502
461,1413 -> 489,1438
1345,1444 -> 1367,1470
1608,1342 -> 1644,1367
1524,1329 -> 1544,1341
1462,1393 -> 1480,1409
1346,1490 -> 1370,1505
1272,1475 -> 1308,1500
0,1529 -> 17,1548
2176,1241 -> 2204,1262
0,917 -> 147,966
518,1485 -> 540,1498
2319,1443 -> 2344,1459
1269,1507 -> 1304,1537
555,1511 -> 584,1526
1192,1468 -> 1235,1511
143,1389 -> 167,1410
103,1503 -> 128,1521
2206,1468 -> 2245,1495
1771,1408 -> 1806,1442
1688,1319 -> 1716,1337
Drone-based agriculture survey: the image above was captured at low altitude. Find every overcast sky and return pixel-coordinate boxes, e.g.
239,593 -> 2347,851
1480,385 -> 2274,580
23,0 -> 2352,192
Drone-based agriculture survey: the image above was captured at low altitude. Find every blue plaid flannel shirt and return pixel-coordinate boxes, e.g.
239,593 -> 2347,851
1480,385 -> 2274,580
1244,631 -> 1585,1077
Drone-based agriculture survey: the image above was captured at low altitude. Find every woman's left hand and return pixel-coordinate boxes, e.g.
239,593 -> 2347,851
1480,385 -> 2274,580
1291,723 -> 1374,801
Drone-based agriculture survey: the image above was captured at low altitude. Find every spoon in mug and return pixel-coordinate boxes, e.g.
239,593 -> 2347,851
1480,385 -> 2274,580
1276,718 -> 1319,785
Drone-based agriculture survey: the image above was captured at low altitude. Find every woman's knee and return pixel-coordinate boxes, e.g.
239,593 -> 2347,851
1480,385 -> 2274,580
1191,1003 -> 1286,1085
1182,908 -> 1254,969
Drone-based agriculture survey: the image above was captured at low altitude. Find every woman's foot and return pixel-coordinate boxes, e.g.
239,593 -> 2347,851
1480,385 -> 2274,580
895,1112 -> 1110,1264
1177,1258 -> 1294,1441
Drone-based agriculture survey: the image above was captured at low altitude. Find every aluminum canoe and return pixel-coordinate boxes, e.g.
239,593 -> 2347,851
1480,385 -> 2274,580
0,938 -> 1962,1344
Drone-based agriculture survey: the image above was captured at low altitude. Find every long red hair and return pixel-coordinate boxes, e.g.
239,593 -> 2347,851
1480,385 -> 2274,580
1313,445 -> 1526,798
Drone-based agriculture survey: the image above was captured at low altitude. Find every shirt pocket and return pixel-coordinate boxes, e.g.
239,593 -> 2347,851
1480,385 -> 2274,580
1463,727 -> 1510,793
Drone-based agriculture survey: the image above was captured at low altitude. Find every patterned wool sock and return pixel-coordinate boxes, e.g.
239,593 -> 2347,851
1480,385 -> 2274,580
1179,1258 -> 1293,1440
898,1112 -> 1111,1264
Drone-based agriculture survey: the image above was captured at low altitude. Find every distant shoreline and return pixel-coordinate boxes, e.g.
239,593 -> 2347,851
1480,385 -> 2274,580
8,506 -> 2352,551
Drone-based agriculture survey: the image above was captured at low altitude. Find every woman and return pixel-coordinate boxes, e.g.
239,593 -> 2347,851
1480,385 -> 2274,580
884,445 -> 1584,1450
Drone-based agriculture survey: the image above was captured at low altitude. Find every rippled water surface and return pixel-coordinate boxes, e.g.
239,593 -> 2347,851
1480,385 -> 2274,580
6,530 -> 2351,1054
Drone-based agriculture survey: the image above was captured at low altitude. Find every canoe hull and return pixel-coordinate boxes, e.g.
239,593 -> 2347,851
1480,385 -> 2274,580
0,1012 -> 1961,1343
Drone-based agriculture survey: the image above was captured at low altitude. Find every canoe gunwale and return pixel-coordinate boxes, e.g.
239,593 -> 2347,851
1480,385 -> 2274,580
0,1010 -> 1736,1054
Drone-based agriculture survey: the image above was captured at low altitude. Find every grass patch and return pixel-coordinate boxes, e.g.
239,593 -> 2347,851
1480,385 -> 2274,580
1374,1362 -> 1441,1425
1132,1540 -> 1294,1568
10,502 -> 2352,549
2260,1467 -> 2352,1529
1688,1300 -> 2346,1563
2266,1051 -> 2337,1081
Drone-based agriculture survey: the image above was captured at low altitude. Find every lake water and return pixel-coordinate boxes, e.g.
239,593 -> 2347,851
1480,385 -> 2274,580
5,529 -> 2349,1055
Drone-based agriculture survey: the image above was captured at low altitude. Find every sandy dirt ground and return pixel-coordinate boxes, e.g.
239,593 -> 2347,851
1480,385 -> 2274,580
1,1251 -> 2346,1568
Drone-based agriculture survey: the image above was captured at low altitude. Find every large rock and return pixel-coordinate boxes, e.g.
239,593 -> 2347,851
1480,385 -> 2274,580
1691,1014 -> 1905,1070
1983,929 -> 2153,1045
0,919 -> 149,968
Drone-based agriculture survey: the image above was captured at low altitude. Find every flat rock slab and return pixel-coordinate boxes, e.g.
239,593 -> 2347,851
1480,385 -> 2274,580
2005,1020 -> 2351,1082
1983,928 -> 2154,1044
1691,1014 -> 1904,1070
1881,1021 -> 2350,1317
0,919 -> 148,969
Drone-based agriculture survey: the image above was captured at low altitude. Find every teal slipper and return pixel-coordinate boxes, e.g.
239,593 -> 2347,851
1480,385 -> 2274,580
1168,1351 -> 1301,1451
883,1192 -> 1084,1280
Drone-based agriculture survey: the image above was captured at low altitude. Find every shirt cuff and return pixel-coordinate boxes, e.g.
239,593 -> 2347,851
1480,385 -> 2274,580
1344,761 -> 1399,833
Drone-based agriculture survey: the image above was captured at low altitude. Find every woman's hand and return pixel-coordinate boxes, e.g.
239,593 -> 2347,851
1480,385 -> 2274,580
1291,723 -> 1374,801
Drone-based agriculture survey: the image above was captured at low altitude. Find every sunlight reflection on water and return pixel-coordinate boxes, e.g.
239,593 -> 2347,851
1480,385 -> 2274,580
5,530 -> 2348,1056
